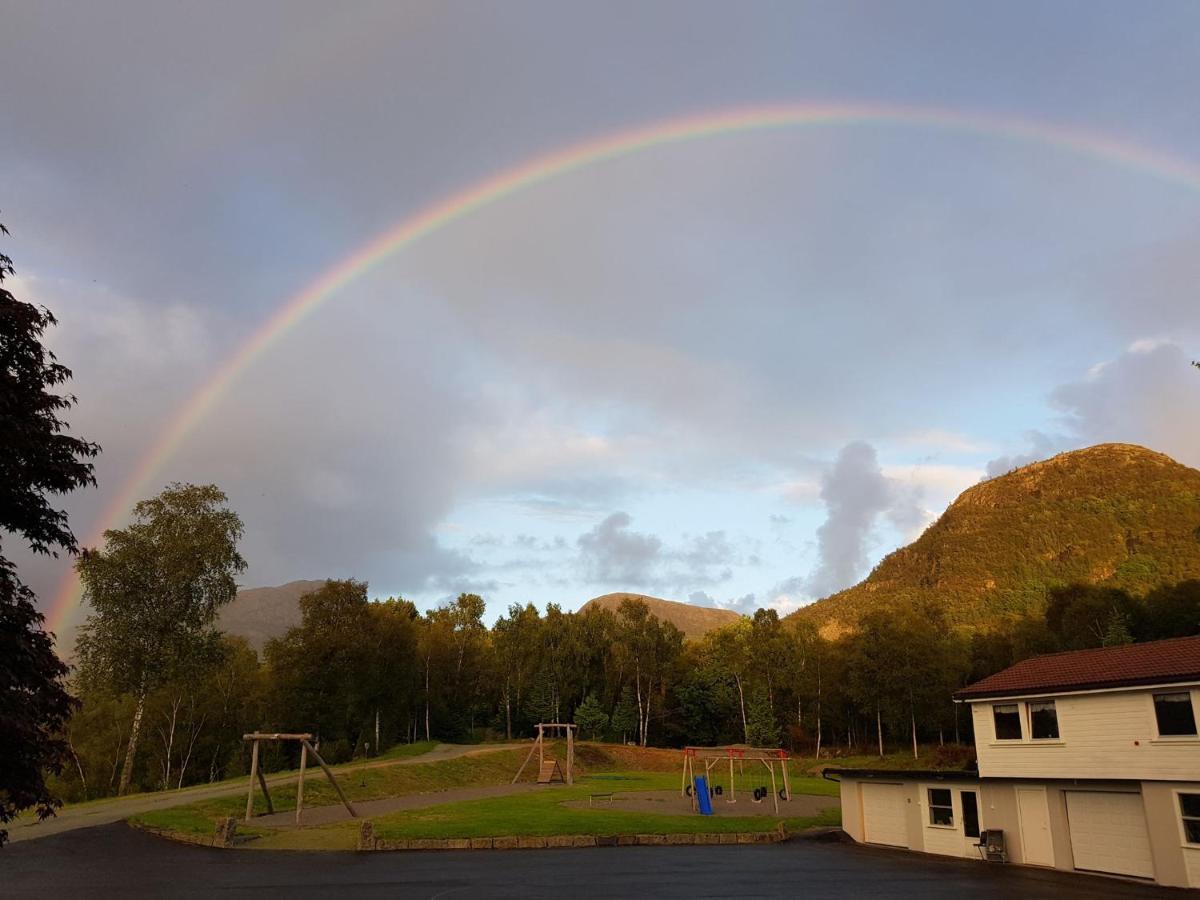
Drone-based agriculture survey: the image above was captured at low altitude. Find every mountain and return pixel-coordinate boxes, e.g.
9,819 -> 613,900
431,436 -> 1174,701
789,444 -> 1200,636
217,579 -> 326,651
580,592 -> 742,639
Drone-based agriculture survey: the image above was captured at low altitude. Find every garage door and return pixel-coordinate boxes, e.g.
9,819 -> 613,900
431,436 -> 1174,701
1065,791 -> 1154,879
862,783 -> 908,847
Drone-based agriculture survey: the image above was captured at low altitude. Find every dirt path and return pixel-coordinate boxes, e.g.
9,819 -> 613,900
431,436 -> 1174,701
6,743 -> 523,844
252,782 -> 543,830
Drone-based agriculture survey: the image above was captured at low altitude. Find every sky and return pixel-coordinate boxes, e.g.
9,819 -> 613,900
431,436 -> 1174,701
3,1 -> 1199,637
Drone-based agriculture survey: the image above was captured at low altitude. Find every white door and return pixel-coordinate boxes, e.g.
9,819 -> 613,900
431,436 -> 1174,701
1065,791 -> 1154,880
862,783 -> 907,847
1017,788 -> 1055,867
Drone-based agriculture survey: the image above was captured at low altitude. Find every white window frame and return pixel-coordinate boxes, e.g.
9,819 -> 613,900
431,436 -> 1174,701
1150,689 -> 1200,742
924,786 -> 956,830
1027,698 -> 1061,741
1177,789 -> 1200,848
992,702 -> 1023,741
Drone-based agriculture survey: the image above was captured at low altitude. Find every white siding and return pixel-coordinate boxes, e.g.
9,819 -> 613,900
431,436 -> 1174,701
972,687 -> 1200,781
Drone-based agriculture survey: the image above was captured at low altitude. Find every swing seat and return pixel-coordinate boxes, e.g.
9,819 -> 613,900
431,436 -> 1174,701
537,759 -> 565,784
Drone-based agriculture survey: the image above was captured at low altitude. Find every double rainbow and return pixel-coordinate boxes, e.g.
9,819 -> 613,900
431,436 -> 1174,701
46,101 -> 1200,637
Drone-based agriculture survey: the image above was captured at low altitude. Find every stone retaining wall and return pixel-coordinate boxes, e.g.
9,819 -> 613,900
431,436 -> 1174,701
362,822 -> 789,851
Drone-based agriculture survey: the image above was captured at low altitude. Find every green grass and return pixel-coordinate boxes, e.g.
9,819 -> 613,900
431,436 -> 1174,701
129,744 -> 841,842
130,747 -> 531,835
370,774 -> 840,840
377,740 -> 439,760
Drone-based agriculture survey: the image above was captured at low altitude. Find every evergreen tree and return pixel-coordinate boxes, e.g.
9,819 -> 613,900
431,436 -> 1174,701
611,685 -> 638,745
745,688 -> 780,747
573,692 -> 609,740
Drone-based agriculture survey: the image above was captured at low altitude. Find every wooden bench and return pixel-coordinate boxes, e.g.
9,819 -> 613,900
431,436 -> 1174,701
589,792 -> 614,806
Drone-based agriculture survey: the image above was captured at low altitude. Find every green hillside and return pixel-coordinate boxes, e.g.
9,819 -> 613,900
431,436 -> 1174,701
789,443 -> 1200,635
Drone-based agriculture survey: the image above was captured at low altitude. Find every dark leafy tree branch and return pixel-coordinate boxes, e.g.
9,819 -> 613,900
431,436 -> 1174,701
0,219 -> 96,845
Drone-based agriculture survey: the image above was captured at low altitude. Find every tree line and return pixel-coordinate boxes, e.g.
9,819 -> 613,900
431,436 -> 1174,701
54,481 -> 1200,802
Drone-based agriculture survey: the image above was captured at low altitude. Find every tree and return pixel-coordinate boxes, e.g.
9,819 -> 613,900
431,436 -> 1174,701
745,687 -> 780,747
573,693 -> 609,740
75,483 -> 245,795
0,219 -> 98,844
610,685 -> 638,745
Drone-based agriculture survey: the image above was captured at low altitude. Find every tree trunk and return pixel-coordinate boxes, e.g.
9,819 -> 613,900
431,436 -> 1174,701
911,709 -> 919,760
67,730 -> 88,800
734,674 -> 748,743
424,654 -> 432,742
875,702 -> 884,758
375,708 -> 381,755
504,684 -> 512,741
119,687 -> 147,796
178,712 -> 206,790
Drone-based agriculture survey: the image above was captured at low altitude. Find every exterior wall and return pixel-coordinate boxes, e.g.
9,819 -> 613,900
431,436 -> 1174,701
839,778 -> 925,851
971,685 -> 1200,781
1141,781 -> 1199,889
843,775 -> 1200,889
838,779 -> 864,843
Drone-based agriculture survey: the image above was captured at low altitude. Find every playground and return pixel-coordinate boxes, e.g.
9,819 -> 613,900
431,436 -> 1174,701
124,733 -> 841,851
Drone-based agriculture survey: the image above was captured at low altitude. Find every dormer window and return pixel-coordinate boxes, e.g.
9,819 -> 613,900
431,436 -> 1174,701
1153,692 -> 1198,737
1029,700 -> 1059,739
993,703 -> 1022,740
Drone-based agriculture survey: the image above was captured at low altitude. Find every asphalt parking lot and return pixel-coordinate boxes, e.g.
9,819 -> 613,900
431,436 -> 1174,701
0,823 -> 1173,898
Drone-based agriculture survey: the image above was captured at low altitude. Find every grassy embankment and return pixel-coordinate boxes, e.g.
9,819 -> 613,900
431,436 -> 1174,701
131,742 -> 844,847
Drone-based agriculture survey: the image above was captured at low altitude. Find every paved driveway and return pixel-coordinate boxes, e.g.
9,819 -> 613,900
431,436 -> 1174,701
0,823 -> 1172,898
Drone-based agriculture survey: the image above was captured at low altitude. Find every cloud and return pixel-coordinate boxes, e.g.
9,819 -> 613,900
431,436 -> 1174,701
1050,340 -> 1200,467
576,512 -> 664,584
804,442 -> 894,598
983,430 -> 1063,480
688,590 -> 757,615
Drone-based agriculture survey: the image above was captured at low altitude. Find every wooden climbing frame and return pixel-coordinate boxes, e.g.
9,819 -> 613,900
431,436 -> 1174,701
242,732 -> 358,826
681,746 -> 792,815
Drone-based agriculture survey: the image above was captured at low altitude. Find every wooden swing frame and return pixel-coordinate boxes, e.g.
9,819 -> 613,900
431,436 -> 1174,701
242,732 -> 358,826
681,746 -> 792,814
511,723 -> 576,786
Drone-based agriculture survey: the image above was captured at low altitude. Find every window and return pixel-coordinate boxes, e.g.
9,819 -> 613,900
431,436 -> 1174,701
1028,700 -> 1059,739
1153,692 -> 1198,736
928,788 -> 954,826
993,703 -> 1022,740
961,791 -> 981,839
1181,794 -> 1200,845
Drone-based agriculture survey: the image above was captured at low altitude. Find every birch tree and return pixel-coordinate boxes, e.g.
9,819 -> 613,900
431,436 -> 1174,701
75,483 -> 244,795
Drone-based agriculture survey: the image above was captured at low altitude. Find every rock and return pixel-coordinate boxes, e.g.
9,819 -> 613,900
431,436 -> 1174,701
356,820 -> 376,851
469,838 -> 494,849
213,817 -> 238,848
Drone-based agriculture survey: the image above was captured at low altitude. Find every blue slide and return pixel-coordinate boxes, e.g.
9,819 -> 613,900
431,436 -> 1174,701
694,776 -> 714,815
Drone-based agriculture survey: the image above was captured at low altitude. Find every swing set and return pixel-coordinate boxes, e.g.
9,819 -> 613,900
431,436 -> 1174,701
681,746 -> 792,814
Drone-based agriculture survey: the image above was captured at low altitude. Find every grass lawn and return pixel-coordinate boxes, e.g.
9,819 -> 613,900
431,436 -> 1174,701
130,747 -> 530,836
129,743 -> 842,844
369,773 -> 840,841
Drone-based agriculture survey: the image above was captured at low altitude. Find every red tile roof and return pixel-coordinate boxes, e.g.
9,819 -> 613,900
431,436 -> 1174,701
954,635 -> 1200,700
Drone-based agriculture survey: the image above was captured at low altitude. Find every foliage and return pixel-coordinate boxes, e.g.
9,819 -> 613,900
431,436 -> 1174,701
75,483 -> 245,794
745,688 -> 780,746
0,220 -> 95,845
573,693 -> 609,740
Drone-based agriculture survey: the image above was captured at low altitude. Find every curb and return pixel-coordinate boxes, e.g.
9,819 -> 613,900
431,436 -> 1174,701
365,822 -> 789,851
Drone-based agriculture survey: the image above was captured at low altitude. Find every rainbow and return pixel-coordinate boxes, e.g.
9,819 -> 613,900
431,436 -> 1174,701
47,101 -> 1200,637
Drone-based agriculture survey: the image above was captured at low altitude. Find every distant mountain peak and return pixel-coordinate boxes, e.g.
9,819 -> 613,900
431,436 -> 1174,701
581,592 -> 741,639
789,443 -> 1200,635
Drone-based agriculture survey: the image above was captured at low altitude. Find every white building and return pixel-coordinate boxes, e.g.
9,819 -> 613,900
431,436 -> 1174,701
831,635 -> 1200,889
